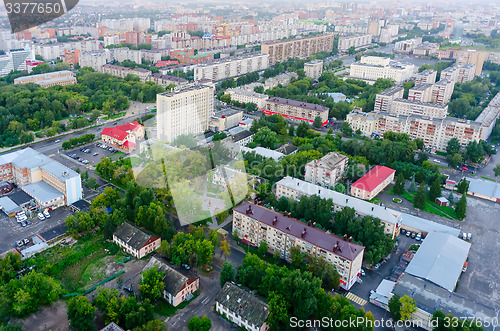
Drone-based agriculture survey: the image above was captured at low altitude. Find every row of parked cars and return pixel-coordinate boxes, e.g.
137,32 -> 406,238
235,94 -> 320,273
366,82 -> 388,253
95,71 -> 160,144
96,143 -> 117,153
38,210 -> 50,220
401,229 -> 422,241
69,153 -> 90,164
15,211 -> 28,227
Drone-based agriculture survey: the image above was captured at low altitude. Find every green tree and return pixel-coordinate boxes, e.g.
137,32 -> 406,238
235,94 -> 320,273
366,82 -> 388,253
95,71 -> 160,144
494,163 -> 500,177
295,122 -> 310,138
139,267 -> 165,302
253,127 -> 278,149
67,296 -> 95,331
408,177 -> 417,193
428,177 -> 442,201
257,241 -> 269,257
400,295 -> 417,321
313,116 -> 322,128
456,179 -> 469,194
219,94 -> 231,104
219,261 -> 235,287
446,153 -> 463,169
388,294 -> 402,321
446,138 -> 461,155
393,173 -> 405,195
414,184 -> 427,209
347,46 -> 357,55
456,194 -> 467,220
341,121 -> 353,136
267,291 -> 290,330
187,316 -> 211,331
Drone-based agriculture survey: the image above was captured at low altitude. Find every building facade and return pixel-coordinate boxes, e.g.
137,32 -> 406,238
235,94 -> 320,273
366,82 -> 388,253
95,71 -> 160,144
374,86 -> 404,112
408,83 -> 433,103
349,56 -> 415,84
194,53 -> 269,81
264,97 -> 329,126
113,222 -> 161,259
304,60 -> 324,80
350,165 -> 396,200
338,34 -> 372,52
390,99 -> 448,119
157,85 -> 215,142
304,152 -> 348,187
261,34 -> 335,64
227,88 -> 268,109
414,69 -> 437,84
431,79 -> 454,104
146,73 -> 188,87
14,70 -> 77,87
233,201 -> 364,290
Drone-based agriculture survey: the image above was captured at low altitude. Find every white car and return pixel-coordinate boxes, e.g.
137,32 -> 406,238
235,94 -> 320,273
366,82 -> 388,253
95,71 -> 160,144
43,210 -> 50,218
38,213 -> 45,221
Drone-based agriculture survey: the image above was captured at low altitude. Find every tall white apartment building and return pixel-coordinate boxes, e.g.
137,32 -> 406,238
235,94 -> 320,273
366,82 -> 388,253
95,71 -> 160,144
346,111 -> 377,136
414,69 -> 437,84
33,43 -> 64,61
338,34 -> 372,52
304,152 -> 348,187
390,99 -> 449,119
334,25 -> 368,34
0,55 -> 14,77
10,48 -> 34,72
349,56 -> 415,84
194,53 -> 269,81
110,48 -> 142,64
441,64 -> 475,84
374,86 -> 404,112
304,60 -> 324,80
157,85 -> 214,142
79,50 -> 109,71
408,83 -> 433,103
431,79 -> 455,104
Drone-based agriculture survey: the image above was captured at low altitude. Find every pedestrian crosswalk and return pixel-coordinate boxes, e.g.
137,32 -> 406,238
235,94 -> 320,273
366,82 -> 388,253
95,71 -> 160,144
345,292 -> 367,306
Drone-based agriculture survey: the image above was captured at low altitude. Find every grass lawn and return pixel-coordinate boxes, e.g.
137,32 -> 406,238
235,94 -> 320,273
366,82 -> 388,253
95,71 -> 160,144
106,112 -> 126,120
435,151 -> 447,157
401,191 -> 457,220
154,291 -> 199,317
31,234 -> 121,293
481,176 -> 498,182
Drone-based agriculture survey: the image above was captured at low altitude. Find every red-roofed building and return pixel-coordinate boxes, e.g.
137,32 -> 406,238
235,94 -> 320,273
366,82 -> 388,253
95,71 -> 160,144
101,121 -> 145,150
155,60 -> 180,68
350,165 -> 396,200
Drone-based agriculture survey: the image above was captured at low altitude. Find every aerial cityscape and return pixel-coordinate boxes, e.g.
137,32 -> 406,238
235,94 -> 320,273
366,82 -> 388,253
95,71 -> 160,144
0,0 -> 500,330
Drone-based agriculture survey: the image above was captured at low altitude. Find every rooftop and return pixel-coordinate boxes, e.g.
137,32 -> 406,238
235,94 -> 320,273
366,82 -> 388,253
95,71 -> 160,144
22,181 -> 64,204
149,73 -> 188,83
276,177 -> 402,225
405,232 -> 470,292
159,84 -> 211,98
377,86 -> 404,96
409,83 -> 433,91
234,201 -> 365,261
266,97 -> 329,112
14,70 -> 74,83
216,282 -> 269,327
231,130 -> 254,142
466,177 -> 500,200
7,190 -> 33,205
307,152 -> 348,170
351,165 -> 396,192
142,257 -> 197,296
0,197 -> 20,214
114,222 -> 159,251
241,146 -> 284,161
416,69 -> 437,76
392,98 -> 449,109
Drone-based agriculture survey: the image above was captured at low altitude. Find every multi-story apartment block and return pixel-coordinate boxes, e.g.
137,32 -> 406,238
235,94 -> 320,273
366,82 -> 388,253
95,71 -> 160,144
456,64 -> 476,83
346,111 -> 377,136
350,165 -> 396,200
0,148 -> 82,207
64,49 -> 80,65
215,282 -> 270,331
194,53 -> 269,81
146,73 -> 188,88
100,64 -> 151,82
349,56 -> 415,84
110,48 -> 142,64
374,86 -> 404,112
304,60 -> 324,80
14,70 -> 77,88
394,37 -> 422,54
408,83 -> 433,103
452,50 -> 486,76
475,91 -> 500,140
338,34 -> 372,52
261,34 -> 335,64
264,72 -> 298,90
233,201 -> 365,290
334,25 -> 368,34
391,97 -> 449,120
226,88 -> 268,109
440,66 -> 458,82
113,222 -> 161,259
157,85 -> 214,142
275,177 -> 402,240
304,152 -> 348,187
414,69 -> 437,84
79,50 -> 109,71
412,43 -> 439,57
33,43 -> 63,61
10,48 -> 34,72
431,79 -> 455,104
264,97 -> 329,126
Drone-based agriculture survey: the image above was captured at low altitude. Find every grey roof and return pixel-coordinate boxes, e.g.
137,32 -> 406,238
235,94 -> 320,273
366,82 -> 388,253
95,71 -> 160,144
307,152 -> 348,170
466,177 -> 500,200
241,146 -> 284,161
216,283 -> 270,327
100,322 -> 124,331
142,257 -> 197,295
394,273 -> 499,327
40,160 -> 80,182
22,181 -> 64,204
231,130 -> 254,142
276,143 -> 298,155
114,222 -> 157,251
70,199 -> 91,212
405,232 -> 470,292
393,98 -> 448,109
14,70 -> 74,83
0,197 -> 20,214
377,86 -> 404,96
149,73 -> 188,83
409,83 -> 433,91
276,177 -> 402,225
8,190 -> 34,205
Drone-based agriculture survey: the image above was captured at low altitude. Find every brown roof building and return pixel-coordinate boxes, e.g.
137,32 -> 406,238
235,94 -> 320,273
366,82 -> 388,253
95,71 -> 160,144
264,97 -> 329,126
233,201 -> 364,290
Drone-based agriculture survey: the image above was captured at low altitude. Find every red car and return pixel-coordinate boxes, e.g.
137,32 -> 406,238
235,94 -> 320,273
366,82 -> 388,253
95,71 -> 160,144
462,166 -> 468,170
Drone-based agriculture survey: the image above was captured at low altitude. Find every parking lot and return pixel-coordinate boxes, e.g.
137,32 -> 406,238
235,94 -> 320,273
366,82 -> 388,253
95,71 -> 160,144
64,143 -> 118,168
0,206 -> 71,252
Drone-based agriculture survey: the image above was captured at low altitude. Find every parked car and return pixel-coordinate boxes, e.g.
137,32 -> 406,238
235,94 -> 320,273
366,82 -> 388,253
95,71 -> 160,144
43,210 -> 50,218
416,233 -> 422,241
123,287 -> 133,293
16,241 -> 23,247
55,139 -> 60,143
23,238 -> 29,245
360,269 -> 366,276
181,264 -> 191,270
21,221 -> 27,227
411,232 -> 416,239
400,229 -> 406,235
406,231 -> 411,237
93,152 -> 99,156
38,213 -> 45,221
374,263 -> 380,269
